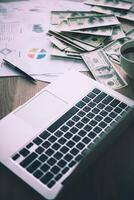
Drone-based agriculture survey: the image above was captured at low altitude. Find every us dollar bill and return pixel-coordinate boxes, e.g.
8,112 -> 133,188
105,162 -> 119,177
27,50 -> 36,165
61,26 -> 113,36
103,28 -> 134,58
60,31 -> 106,47
84,0 -> 132,10
110,25 -> 126,41
51,11 -> 95,25
81,49 -> 127,89
51,45 -> 82,59
67,14 -> 120,31
91,6 -> 134,22
48,35 -> 68,50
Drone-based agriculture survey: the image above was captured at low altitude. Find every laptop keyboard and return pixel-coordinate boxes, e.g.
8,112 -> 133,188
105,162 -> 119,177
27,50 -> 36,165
12,88 -> 130,189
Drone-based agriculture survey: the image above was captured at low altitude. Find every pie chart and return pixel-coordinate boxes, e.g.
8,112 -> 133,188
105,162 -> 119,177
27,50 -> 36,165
28,48 -> 46,59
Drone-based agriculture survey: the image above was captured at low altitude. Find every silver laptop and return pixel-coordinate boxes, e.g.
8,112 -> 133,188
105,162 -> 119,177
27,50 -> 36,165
0,71 -> 134,199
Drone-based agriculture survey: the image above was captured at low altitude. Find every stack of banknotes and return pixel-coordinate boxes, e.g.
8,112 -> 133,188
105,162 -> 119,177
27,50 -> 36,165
48,0 -> 134,89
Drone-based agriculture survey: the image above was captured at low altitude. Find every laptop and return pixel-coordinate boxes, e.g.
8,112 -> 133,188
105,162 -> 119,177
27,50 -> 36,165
0,71 -> 134,199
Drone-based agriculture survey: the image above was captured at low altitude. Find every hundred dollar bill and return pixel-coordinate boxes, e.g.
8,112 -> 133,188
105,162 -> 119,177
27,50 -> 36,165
61,26 -> 113,36
84,0 -> 132,10
61,31 -> 106,47
51,45 -> 82,59
110,25 -> 126,41
81,50 -> 127,89
48,30 -> 96,51
103,28 -> 134,59
91,6 -> 134,23
67,14 -> 120,31
48,35 -> 68,50
51,11 -> 95,25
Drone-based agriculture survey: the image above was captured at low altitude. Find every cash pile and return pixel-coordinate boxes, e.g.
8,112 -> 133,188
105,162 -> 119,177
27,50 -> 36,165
48,0 -> 134,89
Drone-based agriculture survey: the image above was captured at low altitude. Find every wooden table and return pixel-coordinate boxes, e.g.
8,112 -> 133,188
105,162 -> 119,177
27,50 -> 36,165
0,1 -> 134,200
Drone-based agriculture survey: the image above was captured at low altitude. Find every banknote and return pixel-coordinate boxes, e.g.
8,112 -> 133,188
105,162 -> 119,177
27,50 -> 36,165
61,31 -> 106,47
50,11 -> 95,25
110,25 -> 126,41
48,30 -> 96,51
61,26 -> 113,36
48,35 -> 68,50
67,14 -> 120,31
51,45 -> 82,59
81,49 -> 127,89
48,30 -> 85,51
91,6 -> 134,22
84,0 -> 132,10
103,28 -> 134,59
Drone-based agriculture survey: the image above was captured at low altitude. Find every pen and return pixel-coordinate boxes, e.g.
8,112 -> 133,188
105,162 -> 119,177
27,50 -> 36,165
3,59 -> 36,83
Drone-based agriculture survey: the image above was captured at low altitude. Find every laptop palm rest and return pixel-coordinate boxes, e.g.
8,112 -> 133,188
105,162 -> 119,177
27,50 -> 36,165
15,90 -> 68,131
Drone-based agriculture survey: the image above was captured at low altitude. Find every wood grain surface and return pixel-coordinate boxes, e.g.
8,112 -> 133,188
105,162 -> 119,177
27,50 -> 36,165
0,1 -> 134,200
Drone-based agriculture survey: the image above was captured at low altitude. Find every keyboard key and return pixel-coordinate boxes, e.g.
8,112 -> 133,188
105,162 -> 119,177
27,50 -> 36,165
97,103 -> 105,109
66,140 -> 75,148
27,160 -> 42,173
60,125 -> 69,132
47,158 -> 57,166
57,159 -> 67,168
51,166 -> 60,174
47,106 -> 79,133
26,142 -> 33,149
19,148 -> 30,157
81,117 -> 90,124
82,96 -> 91,103
89,120 -> 98,126
77,110 -> 86,117
87,92 -> 96,99
92,88 -> 101,94
88,101 -> 96,108
109,111 -> 118,118
45,148 -> 54,156
105,105 -> 113,112
64,132 -> 73,139
86,112 -> 95,119
35,146 -> 44,154
33,169 -> 43,179
76,101 -> 86,108
78,130 -> 87,137
47,180 -> 56,188
75,154 -> 83,162
52,142 -> 61,150
100,110 -> 108,117
94,115 -> 103,122
42,141 -> 51,149
99,121 -> 107,128
12,153 -> 20,161
76,142 -> 85,150
82,137 -> 91,144
20,152 -> 38,168
39,130 -> 50,140
72,135 -> 81,142
40,172 -> 54,185
119,102 -> 127,109
92,107 -> 100,114
40,163 -> 50,173
58,137 -> 67,145
70,127 -> 79,134
55,173 -> 62,181
70,148 -> 79,156
114,107 -> 122,113
83,106 -> 91,113
62,167 -> 69,174
48,135 -> 57,143
93,126 -> 102,133
72,115 -> 80,122
33,137 -> 43,145
104,116 -> 112,123
54,130 -> 63,137
54,152 -> 63,160
69,160 -> 77,168
60,146 -> 69,154
66,120 -> 75,127
84,125 -> 92,132
102,95 -> 113,104
110,99 -> 120,107
88,131 -> 96,139
64,154 -> 73,162
75,121 -> 84,129
93,92 -> 107,103
38,154 -> 48,162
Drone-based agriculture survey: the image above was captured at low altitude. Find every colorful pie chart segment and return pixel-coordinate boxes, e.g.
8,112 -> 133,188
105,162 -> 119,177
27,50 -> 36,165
28,48 -> 46,59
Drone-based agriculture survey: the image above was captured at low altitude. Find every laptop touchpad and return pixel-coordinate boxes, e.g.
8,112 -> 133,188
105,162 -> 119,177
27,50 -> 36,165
15,90 -> 68,131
